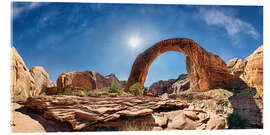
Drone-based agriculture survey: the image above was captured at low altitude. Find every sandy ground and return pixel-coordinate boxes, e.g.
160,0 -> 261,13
11,103 -> 46,133
11,103 -> 72,133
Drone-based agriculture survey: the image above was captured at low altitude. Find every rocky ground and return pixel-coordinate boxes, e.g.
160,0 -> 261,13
15,95 -> 226,132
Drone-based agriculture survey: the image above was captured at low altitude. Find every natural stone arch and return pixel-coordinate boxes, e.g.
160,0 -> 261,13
125,38 -> 232,92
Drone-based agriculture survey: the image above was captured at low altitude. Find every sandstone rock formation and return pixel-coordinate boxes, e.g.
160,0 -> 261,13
227,58 -> 247,78
146,74 -> 189,96
126,38 -> 232,92
227,58 -> 248,90
11,47 -> 55,99
11,47 -> 35,98
57,71 -> 120,93
172,74 -> 190,94
24,96 -> 226,131
241,45 -> 263,87
29,66 -> 55,95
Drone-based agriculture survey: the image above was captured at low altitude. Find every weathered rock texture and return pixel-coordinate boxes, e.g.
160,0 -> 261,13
241,45 -> 263,87
11,47 -> 55,98
57,71 -> 119,93
146,74 -> 189,96
227,58 -> 247,78
227,58 -> 248,90
30,66 -> 55,95
11,47 -> 35,98
24,96 -> 226,131
126,38 -> 232,92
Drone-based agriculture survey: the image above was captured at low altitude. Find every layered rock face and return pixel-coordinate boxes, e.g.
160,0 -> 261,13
227,58 -> 248,89
29,66 -> 55,95
126,38 -> 232,92
57,71 -> 119,93
146,74 -> 189,96
11,47 -> 35,97
24,96 -> 226,131
11,47 -> 55,98
241,45 -> 263,87
227,45 -> 263,89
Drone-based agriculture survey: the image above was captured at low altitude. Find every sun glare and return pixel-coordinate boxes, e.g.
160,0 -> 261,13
128,36 -> 141,49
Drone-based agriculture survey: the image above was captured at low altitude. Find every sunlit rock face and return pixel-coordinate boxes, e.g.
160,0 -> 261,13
11,47 -> 36,98
240,45 -> 263,87
126,38 -> 232,92
57,70 -> 119,93
29,66 -> 55,95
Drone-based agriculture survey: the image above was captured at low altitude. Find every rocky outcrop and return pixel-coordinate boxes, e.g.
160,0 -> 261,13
241,45 -> 263,87
11,47 -> 55,99
126,38 -> 232,92
24,96 -> 226,131
227,58 -> 247,78
11,47 -> 35,98
227,58 -> 248,90
227,45 -> 263,89
146,74 -> 190,96
57,71 -> 119,93
172,74 -> 190,94
29,66 -> 55,95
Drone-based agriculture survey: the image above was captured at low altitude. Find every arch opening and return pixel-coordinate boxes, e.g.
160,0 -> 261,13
125,38 -> 232,92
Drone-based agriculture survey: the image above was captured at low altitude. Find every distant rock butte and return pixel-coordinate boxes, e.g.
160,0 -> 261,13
24,96 -> 226,131
56,71 -> 120,93
146,74 -> 190,96
126,38 -> 232,92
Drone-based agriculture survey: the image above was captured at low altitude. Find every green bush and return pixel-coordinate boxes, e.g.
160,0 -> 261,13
109,79 -> 123,93
63,88 -> 72,95
227,113 -> 248,129
85,86 -> 92,92
129,82 -> 144,96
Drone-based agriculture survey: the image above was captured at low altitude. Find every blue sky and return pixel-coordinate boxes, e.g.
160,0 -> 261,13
12,2 -> 263,86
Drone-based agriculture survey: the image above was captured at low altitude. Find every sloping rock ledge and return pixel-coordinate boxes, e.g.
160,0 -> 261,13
24,96 -> 225,131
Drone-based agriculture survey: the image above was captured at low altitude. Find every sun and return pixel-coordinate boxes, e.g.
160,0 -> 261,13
128,35 -> 141,49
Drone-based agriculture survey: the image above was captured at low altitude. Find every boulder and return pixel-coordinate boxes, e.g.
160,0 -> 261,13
126,38 -> 232,92
57,70 -> 120,93
11,47 -> 35,98
29,66 -> 55,95
241,45 -> 263,87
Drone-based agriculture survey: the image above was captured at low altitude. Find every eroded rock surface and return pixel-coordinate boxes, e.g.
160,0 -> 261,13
24,96 -> 226,131
241,45 -> 263,87
126,38 -> 232,92
11,47 -> 35,98
146,74 -> 190,96
57,71 -> 119,93
30,66 -> 55,95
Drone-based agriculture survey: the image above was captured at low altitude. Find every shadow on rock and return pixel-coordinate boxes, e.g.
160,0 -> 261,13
15,106 -> 73,132
228,80 -> 263,129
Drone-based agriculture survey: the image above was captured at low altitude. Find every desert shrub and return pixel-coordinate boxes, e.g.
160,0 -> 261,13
63,88 -> 72,95
79,91 -> 86,97
129,82 -> 144,96
85,86 -> 92,92
255,86 -> 263,99
227,113 -> 248,129
109,79 -> 123,93
160,93 -> 169,100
